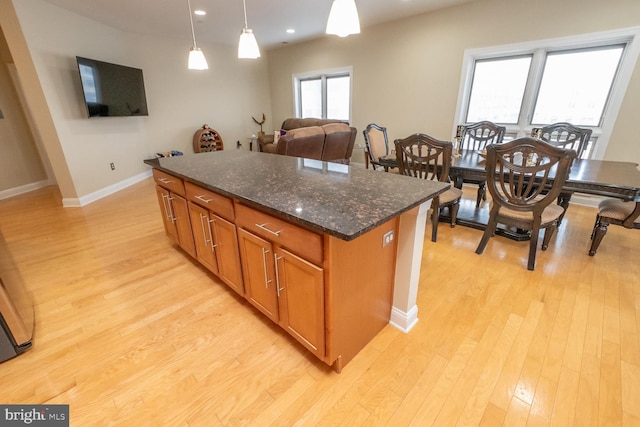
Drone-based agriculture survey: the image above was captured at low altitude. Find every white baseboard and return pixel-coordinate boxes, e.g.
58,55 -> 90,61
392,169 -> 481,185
62,170 -> 153,207
0,179 -> 52,201
389,305 -> 419,333
569,194 -> 601,208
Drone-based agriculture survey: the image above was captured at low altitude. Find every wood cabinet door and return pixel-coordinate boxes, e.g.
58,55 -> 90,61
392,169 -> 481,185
188,202 -> 219,275
210,213 -> 244,295
155,186 -> 178,243
237,229 -> 278,322
275,247 -> 325,358
171,193 -> 196,258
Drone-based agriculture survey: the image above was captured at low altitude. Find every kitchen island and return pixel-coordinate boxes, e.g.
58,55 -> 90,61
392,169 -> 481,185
146,150 -> 447,371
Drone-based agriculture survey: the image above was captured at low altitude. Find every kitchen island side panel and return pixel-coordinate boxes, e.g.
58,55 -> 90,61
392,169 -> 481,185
324,218 -> 398,371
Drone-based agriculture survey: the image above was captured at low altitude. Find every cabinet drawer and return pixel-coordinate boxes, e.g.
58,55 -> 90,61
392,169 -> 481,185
152,169 -> 185,196
185,182 -> 234,221
235,203 -> 323,266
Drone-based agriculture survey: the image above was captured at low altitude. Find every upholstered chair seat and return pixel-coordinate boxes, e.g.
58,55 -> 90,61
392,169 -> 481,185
490,201 -> 565,225
597,198 -> 640,222
589,198 -> 640,255
439,186 -> 463,205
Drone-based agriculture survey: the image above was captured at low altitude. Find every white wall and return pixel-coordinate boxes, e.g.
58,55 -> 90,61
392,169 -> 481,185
8,0 -> 272,203
0,41 -> 47,192
267,0 -> 640,165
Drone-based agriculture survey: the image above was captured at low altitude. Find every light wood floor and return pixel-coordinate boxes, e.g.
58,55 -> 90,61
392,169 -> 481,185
0,178 -> 639,426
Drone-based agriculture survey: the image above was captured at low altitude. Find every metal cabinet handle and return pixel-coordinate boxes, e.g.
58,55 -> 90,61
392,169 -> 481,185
162,193 -> 176,222
161,193 -> 171,221
199,213 -> 211,246
167,196 -> 176,223
262,248 -> 272,288
208,218 -> 218,250
256,223 -> 281,237
158,178 -> 173,184
195,195 -> 212,203
199,214 -> 217,251
275,254 -> 284,297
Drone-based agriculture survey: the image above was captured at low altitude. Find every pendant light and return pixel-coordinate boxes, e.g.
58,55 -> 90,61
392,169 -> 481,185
187,0 -> 208,70
238,0 -> 261,59
326,0 -> 360,38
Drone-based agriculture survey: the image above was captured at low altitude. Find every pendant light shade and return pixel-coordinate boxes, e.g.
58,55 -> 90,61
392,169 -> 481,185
326,0 -> 360,38
188,47 -> 208,70
238,0 -> 260,59
186,0 -> 208,69
238,28 -> 261,59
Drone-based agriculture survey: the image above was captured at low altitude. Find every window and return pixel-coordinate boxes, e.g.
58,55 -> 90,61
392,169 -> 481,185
457,28 -> 640,159
293,68 -> 352,121
531,46 -> 623,126
466,56 -> 532,124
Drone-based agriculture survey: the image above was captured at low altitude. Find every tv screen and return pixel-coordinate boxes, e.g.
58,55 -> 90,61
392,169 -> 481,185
76,56 -> 149,118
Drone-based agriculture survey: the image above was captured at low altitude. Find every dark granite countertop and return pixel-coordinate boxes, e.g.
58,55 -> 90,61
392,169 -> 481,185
145,151 -> 448,241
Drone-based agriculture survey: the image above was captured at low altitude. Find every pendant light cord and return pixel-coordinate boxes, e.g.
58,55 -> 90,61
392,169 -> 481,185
187,0 -> 197,47
242,0 -> 249,29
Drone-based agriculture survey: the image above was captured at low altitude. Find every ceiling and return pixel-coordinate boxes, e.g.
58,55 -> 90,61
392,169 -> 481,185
39,0 -> 474,51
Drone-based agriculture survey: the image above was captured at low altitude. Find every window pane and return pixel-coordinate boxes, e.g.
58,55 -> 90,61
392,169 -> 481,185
466,56 -> 531,124
326,75 -> 350,120
300,79 -> 322,118
532,46 -> 623,126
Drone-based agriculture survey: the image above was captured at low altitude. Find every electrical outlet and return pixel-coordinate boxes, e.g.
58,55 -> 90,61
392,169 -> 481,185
110,162 -> 115,170
382,230 -> 394,247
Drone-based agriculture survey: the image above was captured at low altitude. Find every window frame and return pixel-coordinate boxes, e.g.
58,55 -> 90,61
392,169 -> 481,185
292,66 -> 353,121
454,27 -> 640,159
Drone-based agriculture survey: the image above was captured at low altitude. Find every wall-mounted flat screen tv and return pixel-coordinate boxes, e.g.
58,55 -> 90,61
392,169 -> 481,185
76,56 -> 149,118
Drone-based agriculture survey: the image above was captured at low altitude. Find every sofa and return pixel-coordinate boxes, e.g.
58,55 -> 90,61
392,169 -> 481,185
274,123 -> 356,164
258,118 -> 357,164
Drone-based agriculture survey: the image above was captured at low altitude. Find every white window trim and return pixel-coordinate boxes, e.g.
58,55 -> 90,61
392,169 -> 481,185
453,26 -> 640,160
292,66 -> 353,120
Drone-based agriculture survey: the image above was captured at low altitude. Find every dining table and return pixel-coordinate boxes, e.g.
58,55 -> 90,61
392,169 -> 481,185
378,148 -> 640,240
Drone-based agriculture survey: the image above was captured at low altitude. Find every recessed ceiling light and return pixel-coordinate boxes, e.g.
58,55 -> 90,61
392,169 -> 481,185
194,10 -> 206,16
286,29 -> 295,34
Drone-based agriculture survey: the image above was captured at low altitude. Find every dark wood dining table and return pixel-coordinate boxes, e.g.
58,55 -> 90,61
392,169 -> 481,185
378,149 -> 640,239
447,149 -> 640,200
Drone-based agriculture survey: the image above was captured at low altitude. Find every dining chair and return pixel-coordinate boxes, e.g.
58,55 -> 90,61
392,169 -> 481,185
475,137 -> 577,270
588,199 -> 640,255
363,123 -> 392,171
531,122 -> 591,224
531,122 -> 592,158
457,121 -> 506,207
394,133 -> 462,242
